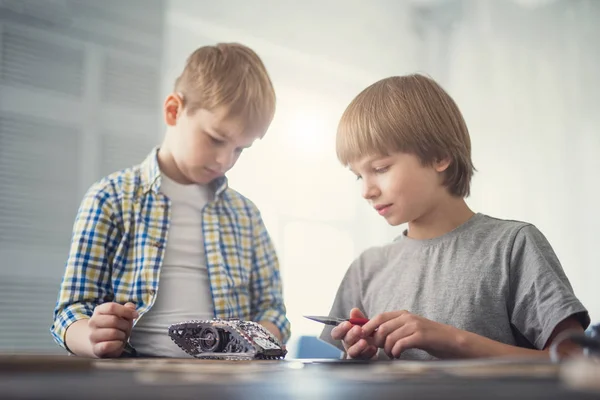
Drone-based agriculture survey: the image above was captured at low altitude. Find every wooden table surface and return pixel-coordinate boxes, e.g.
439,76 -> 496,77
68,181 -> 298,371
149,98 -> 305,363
0,354 -> 599,400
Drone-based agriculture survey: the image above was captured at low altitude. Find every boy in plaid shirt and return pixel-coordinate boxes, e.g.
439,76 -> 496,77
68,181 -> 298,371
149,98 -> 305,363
51,43 -> 290,358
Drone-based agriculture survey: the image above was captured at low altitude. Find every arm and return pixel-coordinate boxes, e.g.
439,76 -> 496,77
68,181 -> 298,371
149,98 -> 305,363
331,308 -> 378,360
361,311 -> 584,359
65,302 -> 138,358
506,225 -> 590,349
361,225 -> 590,360
456,315 -> 585,358
249,208 -> 290,343
64,319 -> 94,357
319,254 -> 377,360
50,186 -> 121,356
259,321 -> 283,342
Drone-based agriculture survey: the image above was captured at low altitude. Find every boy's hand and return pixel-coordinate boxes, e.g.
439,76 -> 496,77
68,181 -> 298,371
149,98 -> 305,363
259,321 -> 283,343
331,308 -> 378,360
88,302 -> 138,358
361,310 -> 461,359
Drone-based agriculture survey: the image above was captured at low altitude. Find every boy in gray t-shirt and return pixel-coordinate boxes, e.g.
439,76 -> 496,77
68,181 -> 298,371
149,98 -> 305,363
320,74 -> 590,361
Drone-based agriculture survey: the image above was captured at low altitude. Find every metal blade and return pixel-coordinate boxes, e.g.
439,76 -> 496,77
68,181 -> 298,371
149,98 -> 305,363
303,315 -> 342,326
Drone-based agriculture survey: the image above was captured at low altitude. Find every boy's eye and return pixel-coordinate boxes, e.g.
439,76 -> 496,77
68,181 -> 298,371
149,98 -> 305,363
374,166 -> 389,174
209,135 -> 225,145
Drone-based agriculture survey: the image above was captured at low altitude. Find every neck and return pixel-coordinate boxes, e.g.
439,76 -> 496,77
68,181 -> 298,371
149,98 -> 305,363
406,195 -> 475,240
157,139 -> 193,185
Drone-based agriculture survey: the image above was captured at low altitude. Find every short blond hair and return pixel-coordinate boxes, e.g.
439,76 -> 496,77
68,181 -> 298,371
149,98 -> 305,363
174,42 -> 276,136
336,74 -> 475,197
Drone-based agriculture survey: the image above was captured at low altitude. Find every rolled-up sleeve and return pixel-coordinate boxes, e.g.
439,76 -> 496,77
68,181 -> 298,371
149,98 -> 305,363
249,208 -> 291,343
50,185 -> 120,351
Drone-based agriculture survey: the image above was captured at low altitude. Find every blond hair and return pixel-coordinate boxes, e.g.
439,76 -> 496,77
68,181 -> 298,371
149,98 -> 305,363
336,74 -> 475,197
174,42 -> 276,136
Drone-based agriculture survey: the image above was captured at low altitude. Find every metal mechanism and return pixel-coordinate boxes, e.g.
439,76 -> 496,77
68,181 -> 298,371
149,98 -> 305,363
168,318 -> 287,360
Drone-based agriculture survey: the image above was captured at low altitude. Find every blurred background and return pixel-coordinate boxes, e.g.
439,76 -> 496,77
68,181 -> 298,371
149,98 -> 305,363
0,0 -> 598,357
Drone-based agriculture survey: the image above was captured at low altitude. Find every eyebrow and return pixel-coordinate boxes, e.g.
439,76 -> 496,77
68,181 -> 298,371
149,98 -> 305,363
207,129 -> 253,149
351,155 -> 391,172
356,157 -> 379,169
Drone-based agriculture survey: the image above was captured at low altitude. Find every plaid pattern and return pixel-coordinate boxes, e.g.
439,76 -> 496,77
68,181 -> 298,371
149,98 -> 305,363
50,148 -> 290,355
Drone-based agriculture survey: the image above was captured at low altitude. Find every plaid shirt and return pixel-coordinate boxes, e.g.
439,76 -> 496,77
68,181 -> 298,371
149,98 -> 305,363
50,148 -> 290,355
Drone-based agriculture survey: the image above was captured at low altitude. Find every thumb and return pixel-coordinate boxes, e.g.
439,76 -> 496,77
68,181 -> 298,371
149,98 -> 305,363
123,302 -> 139,320
349,308 -> 366,319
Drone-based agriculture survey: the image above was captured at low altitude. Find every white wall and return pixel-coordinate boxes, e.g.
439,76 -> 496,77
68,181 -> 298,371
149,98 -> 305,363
444,0 -> 600,325
163,0 -> 600,351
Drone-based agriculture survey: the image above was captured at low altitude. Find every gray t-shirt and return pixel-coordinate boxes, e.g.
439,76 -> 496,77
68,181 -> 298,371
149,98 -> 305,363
319,213 -> 590,360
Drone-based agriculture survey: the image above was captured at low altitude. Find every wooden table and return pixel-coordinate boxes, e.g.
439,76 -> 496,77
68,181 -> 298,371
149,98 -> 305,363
1,355 -> 599,399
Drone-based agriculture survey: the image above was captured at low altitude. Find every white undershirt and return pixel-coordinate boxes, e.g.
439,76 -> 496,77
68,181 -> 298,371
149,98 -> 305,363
129,173 -> 215,357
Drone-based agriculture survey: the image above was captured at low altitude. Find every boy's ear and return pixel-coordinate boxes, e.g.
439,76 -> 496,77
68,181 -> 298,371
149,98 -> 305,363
434,157 -> 451,173
163,93 -> 184,127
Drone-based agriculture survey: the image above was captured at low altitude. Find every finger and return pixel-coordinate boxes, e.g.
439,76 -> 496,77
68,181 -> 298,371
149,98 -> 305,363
89,316 -> 133,342
89,328 -> 127,345
383,323 -> 415,356
93,340 -> 125,358
89,314 -> 132,333
343,325 -> 364,347
346,338 -> 368,358
373,317 -> 409,348
390,333 -> 421,359
347,339 -> 377,360
362,310 -> 407,336
95,302 -> 138,320
119,317 -> 135,339
124,302 -> 137,311
361,345 -> 379,360
97,302 -> 138,320
331,321 -> 353,341
349,308 -> 366,319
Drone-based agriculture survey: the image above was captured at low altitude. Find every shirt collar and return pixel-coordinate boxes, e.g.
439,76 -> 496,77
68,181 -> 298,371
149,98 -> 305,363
141,147 -> 229,199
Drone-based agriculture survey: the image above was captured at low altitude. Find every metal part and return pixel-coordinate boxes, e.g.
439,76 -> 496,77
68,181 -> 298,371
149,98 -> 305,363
304,315 -> 370,326
304,315 -> 344,326
168,318 -> 287,360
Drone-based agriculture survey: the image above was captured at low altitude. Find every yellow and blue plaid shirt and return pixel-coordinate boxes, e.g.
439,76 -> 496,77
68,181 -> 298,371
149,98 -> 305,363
50,148 -> 290,355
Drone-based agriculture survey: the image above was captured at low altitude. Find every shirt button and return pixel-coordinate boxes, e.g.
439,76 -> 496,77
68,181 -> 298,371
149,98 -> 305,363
149,289 -> 156,296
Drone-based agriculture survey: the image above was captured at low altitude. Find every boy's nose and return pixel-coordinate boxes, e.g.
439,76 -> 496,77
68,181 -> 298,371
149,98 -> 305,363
215,151 -> 235,171
362,182 -> 380,200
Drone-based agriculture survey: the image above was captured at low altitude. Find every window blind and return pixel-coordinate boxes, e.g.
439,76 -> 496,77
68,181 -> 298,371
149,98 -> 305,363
0,0 -> 164,353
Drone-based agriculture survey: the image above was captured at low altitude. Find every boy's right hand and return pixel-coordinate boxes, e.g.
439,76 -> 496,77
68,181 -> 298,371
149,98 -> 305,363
331,308 -> 378,360
88,302 -> 138,358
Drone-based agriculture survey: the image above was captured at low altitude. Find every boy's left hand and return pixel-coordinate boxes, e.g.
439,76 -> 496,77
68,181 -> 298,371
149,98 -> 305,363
361,310 -> 462,359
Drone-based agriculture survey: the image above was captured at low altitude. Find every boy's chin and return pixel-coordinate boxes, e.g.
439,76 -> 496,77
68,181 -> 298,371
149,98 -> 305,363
184,169 -> 220,185
383,215 -> 406,227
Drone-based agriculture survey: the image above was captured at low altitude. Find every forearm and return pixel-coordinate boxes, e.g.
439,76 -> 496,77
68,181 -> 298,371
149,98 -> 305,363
253,304 -> 290,342
251,288 -> 289,340
453,330 -> 549,359
251,210 -> 291,342
452,317 -> 587,360
64,319 -> 96,358
259,321 -> 282,342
